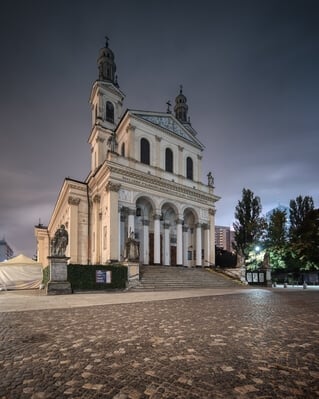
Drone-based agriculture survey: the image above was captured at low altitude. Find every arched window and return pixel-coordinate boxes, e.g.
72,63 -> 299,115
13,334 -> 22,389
105,101 -> 114,123
165,148 -> 173,173
186,157 -> 193,180
140,138 -> 150,165
121,143 -> 125,157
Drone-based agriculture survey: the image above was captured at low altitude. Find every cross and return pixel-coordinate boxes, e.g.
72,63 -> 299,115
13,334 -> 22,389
179,84 -> 183,94
105,35 -> 109,47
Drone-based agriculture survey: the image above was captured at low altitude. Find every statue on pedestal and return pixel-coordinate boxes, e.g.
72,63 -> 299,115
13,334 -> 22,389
51,225 -> 68,256
124,229 -> 139,261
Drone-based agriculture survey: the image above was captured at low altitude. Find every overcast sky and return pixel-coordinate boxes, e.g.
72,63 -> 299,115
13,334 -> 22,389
1,0 -> 318,258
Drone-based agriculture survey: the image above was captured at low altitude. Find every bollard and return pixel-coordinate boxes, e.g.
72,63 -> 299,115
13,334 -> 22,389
303,282 -> 307,289
284,282 -> 287,288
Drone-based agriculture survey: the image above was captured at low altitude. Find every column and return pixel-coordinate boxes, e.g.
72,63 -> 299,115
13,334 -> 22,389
163,222 -> 170,266
183,226 -> 189,267
209,208 -> 216,266
142,220 -> 149,265
178,145 -> 184,177
105,182 -> 121,262
128,208 -> 135,237
120,212 -> 125,261
93,194 -> 101,264
155,136 -> 162,177
153,214 -> 161,265
176,219 -> 183,266
68,196 -> 81,263
196,223 -> 202,267
203,224 -> 211,267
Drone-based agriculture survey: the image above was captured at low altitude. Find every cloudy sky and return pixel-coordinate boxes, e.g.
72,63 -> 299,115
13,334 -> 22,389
1,0 -> 318,257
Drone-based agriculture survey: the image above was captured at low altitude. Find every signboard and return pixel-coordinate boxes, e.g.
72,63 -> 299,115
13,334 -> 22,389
96,270 -> 112,284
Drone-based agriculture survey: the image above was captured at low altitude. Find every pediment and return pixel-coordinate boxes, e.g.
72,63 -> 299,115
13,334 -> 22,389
131,112 -> 204,149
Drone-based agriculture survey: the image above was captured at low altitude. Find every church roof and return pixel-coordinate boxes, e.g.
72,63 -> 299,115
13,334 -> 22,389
127,110 -> 204,150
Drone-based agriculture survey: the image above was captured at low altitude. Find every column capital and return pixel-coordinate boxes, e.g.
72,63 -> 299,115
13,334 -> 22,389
128,208 -> 136,216
176,219 -> 183,225
182,226 -> 188,232
153,214 -> 161,221
163,222 -> 170,229
68,196 -> 81,206
93,194 -> 101,203
209,208 -> 216,216
195,223 -> 202,229
142,219 -> 150,226
105,181 -> 121,192
203,223 -> 210,230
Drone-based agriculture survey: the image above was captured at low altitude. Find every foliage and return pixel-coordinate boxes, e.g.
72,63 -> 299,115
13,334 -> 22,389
67,264 -> 128,290
233,188 -> 266,259
41,264 -> 128,290
215,247 -> 237,268
264,209 -> 288,270
289,208 -> 319,270
289,195 -> 314,240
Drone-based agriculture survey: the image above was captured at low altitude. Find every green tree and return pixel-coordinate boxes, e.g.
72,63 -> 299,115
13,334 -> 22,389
265,209 -> 288,270
233,188 -> 266,259
289,195 -> 314,239
289,208 -> 319,270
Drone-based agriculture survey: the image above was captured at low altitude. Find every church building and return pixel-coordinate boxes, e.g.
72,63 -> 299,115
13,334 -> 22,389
35,39 -> 220,268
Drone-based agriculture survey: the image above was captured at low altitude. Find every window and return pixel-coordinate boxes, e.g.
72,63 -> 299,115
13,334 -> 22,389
186,157 -> 193,180
140,138 -> 150,165
105,101 -> 114,123
165,148 -> 173,173
121,143 -> 125,157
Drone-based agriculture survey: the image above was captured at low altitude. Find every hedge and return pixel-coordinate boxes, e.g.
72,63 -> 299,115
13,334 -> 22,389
42,264 -> 128,291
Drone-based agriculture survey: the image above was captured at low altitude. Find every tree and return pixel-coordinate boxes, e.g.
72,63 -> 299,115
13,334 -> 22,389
233,188 -> 266,259
289,208 -> 319,270
289,195 -> 314,240
265,209 -> 288,270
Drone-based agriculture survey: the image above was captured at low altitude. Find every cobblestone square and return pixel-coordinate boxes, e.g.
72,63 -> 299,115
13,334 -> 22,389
0,289 -> 319,398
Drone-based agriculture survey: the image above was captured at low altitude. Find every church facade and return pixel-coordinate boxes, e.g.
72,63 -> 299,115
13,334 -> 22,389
35,40 -> 220,268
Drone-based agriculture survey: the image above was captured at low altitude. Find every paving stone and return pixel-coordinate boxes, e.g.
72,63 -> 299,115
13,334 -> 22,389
0,290 -> 319,398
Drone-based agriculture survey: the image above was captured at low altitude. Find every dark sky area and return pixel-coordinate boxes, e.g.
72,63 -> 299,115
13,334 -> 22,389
1,0 -> 318,258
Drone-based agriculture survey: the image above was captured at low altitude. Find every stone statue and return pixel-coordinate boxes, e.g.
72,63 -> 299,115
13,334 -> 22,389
107,134 -> 117,152
124,229 -> 139,261
207,172 -> 214,188
262,251 -> 270,269
51,225 -> 68,256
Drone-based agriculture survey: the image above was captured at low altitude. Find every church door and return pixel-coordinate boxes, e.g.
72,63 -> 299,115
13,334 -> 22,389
170,246 -> 177,266
149,233 -> 162,265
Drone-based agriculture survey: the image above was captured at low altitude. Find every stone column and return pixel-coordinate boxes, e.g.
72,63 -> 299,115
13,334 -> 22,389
155,136 -> 162,177
68,196 -> 81,263
153,214 -> 161,265
142,219 -> 150,265
128,208 -> 135,237
183,226 -> 189,267
105,182 -> 121,262
196,223 -> 202,267
176,219 -> 183,266
163,222 -> 170,266
203,223 -> 211,267
120,212 -> 125,261
93,194 -> 101,264
209,208 -> 216,266
178,145 -> 184,176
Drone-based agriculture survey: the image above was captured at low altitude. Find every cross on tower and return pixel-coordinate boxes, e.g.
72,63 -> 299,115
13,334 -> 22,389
105,35 -> 109,47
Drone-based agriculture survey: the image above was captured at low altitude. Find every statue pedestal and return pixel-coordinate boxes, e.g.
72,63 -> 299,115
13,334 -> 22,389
122,261 -> 140,289
46,256 -> 72,295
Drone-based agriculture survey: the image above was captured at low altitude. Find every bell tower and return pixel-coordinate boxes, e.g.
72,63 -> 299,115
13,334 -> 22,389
88,38 -> 125,173
174,85 -> 188,123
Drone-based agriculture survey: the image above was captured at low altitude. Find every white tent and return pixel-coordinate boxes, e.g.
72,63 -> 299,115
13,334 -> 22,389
0,254 -> 43,290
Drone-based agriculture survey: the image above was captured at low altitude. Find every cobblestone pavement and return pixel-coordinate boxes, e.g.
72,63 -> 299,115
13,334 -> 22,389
0,289 -> 319,398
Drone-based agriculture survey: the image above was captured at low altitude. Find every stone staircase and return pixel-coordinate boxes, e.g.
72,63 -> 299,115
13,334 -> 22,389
130,266 -> 242,291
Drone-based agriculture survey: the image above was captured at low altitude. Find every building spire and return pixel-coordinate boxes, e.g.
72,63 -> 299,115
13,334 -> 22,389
97,36 -> 118,86
174,84 -> 188,123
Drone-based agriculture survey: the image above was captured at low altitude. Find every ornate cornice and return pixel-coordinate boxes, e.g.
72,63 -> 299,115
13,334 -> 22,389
106,164 -> 219,206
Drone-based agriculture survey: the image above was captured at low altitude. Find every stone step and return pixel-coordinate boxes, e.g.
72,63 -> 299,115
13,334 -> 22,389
130,266 -> 241,291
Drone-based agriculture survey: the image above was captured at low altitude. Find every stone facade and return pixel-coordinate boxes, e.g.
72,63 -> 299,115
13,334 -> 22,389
35,40 -> 220,268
